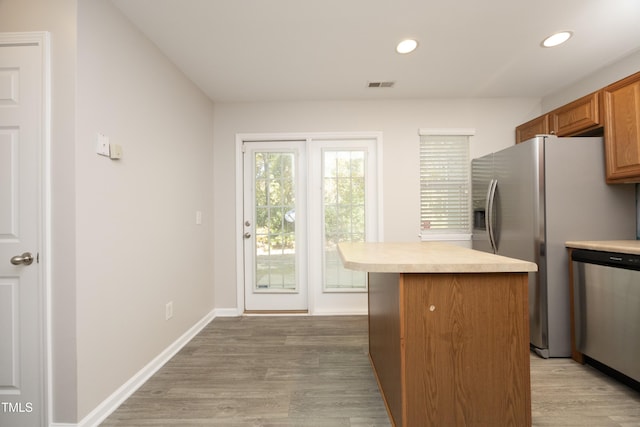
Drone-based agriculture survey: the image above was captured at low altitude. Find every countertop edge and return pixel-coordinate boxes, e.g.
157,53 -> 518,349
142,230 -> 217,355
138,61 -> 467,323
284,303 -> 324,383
339,242 -> 537,273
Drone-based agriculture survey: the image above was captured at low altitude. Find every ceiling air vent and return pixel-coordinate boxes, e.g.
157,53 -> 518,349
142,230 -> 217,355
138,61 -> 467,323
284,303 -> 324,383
368,81 -> 395,88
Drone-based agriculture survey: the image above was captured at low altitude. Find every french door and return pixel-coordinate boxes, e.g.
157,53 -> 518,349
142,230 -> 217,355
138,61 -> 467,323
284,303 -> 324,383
241,135 -> 379,313
243,141 -> 307,311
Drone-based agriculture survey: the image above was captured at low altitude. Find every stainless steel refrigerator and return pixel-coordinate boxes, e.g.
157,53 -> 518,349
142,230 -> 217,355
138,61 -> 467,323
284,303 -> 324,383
471,135 -> 636,358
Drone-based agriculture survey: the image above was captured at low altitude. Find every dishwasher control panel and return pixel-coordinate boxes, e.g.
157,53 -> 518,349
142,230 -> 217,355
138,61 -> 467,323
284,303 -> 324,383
572,249 -> 640,271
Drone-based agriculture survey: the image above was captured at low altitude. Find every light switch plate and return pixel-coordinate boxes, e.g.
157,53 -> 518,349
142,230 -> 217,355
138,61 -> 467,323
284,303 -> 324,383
96,133 -> 110,157
165,301 -> 173,320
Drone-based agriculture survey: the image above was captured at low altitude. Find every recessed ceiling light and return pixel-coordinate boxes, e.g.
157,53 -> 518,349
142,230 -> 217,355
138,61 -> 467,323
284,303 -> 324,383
541,31 -> 573,48
396,39 -> 418,54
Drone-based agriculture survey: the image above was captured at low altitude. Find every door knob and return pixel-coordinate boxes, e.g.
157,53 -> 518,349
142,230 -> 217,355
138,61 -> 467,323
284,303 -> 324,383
10,252 -> 34,266
244,232 -> 251,239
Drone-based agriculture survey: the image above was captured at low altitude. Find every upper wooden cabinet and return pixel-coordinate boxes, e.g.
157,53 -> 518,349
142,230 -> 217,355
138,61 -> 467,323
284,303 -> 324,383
549,92 -> 601,137
603,71 -> 640,183
516,92 -> 602,144
515,70 -> 640,183
515,115 -> 549,144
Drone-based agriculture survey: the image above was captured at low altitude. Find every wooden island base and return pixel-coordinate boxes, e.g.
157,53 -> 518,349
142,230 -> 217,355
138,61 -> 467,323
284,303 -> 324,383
368,271 -> 532,427
338,242 -> 536,427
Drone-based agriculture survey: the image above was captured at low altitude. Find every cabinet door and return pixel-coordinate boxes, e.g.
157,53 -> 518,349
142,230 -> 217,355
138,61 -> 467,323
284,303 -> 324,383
402,273 -> 531,426
550,92 -> 601,136
603,72 -> 640,183
515,115 -> 549,144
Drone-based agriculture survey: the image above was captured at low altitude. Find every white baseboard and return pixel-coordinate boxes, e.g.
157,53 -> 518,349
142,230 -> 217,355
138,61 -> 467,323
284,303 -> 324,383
312,310 -> 368,316
73,309 -> 217,427
241,310 -> 368,316
213,307 -> 242,317
212,307 -> 367,317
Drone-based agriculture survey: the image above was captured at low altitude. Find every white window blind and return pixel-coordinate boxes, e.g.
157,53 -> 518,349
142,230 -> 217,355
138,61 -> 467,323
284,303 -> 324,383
419,133 -> 471,236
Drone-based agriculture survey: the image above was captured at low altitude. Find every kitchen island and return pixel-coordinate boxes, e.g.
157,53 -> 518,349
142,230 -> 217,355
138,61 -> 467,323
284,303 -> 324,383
338,242 -> 538,427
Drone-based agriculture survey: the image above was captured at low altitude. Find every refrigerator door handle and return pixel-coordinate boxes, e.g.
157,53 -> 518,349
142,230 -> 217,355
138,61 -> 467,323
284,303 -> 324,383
486,179 -> 498,253
484,180 -> 493,251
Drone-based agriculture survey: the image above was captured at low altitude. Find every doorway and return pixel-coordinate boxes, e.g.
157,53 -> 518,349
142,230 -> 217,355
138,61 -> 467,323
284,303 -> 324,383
237,133 -> 381,314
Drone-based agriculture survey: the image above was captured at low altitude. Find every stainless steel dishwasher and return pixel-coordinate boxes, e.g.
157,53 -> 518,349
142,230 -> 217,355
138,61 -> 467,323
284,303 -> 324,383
572,249 -> 640,383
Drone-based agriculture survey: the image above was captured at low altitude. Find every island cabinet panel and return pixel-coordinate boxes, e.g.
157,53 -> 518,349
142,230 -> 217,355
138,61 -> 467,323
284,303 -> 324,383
368,273 -> 403,427
368,272 -> 532,427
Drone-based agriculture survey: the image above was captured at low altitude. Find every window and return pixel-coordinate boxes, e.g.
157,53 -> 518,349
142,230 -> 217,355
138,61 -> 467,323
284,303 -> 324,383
419,129 -> 474,240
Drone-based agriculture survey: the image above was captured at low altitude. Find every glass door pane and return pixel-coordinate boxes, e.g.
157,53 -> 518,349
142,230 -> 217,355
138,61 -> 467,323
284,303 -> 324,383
322,149 -> 367,291
254,152 -> 297,292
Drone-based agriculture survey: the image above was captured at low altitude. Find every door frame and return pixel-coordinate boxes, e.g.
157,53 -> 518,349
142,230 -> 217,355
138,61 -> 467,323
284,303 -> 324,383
0,32 -> 51,425
235,132 -> 383,315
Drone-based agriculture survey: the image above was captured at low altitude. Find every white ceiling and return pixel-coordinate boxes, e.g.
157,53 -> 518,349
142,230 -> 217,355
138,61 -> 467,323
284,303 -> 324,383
112,0 -> 640,103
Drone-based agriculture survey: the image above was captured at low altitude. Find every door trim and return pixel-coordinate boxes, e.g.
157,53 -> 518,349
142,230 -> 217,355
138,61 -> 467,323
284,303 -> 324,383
0,31 -> 51,425
235,132 -> 384,315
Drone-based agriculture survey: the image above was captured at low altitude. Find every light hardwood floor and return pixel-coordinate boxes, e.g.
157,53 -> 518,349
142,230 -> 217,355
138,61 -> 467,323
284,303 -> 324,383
101,316 -> 640,426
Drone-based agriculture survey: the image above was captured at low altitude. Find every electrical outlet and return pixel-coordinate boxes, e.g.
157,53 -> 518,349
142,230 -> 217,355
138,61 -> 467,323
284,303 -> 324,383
109,144 -> 123,159
165,301 -> 173,320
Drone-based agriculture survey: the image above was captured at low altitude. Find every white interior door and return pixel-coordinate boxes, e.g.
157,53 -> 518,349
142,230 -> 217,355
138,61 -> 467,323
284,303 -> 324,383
0,34 -> 47,427
243,141 -> 307,311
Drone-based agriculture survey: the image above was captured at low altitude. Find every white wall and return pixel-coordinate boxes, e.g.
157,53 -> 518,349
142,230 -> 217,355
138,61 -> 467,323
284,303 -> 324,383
0,1 -> 216,421
212,98 -> 540,309
76,0 -> 215,420
542,49 -> 640,112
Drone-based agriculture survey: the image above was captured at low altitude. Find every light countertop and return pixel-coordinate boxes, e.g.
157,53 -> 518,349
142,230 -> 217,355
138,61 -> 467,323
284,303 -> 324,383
338,242 -> 538,273
565,240 -> 640,255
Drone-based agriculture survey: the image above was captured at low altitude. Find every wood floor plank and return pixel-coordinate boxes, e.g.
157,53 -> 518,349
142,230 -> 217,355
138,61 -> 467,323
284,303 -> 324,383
101,316 -> 640,427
